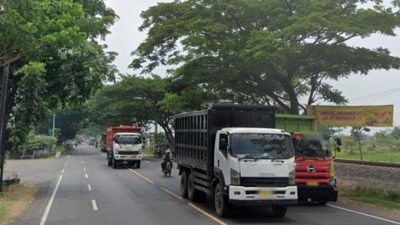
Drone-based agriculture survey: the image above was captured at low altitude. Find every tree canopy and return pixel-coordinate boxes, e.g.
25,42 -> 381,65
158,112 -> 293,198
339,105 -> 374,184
87,75 -> 176,146
132,0 -> 400,114
0,0 -> 118,151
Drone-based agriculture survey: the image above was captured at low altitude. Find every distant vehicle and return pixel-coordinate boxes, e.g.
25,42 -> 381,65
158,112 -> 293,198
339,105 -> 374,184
276,114 -> 338,205
88,138 -> 96,146
105,125 -> 143,169
174,103 -> 297,218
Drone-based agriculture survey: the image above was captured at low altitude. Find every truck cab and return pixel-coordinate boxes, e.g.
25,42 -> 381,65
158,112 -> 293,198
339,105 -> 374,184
214,128 -> 297,212
291,133 -> 338,204
106,125 -> 143,169
112,132 -> 143,165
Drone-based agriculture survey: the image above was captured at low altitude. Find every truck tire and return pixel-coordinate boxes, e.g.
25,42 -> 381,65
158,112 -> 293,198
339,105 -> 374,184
271,206 -> 287,218
107,158 -> 112,167
188,173 -> 206,202
214,181 -> 229,217
136,161 -> 141,169
180,171 -> 188,199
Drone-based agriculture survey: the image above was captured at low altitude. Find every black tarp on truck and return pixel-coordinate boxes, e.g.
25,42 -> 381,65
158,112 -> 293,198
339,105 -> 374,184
174,103 -> 276,178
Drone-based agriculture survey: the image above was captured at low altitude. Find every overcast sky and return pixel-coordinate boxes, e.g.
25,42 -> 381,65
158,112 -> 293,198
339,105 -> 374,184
104,1 -> 400,128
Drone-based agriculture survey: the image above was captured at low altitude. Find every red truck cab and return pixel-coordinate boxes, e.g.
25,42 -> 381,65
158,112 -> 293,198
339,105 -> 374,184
291,133 -> 338,204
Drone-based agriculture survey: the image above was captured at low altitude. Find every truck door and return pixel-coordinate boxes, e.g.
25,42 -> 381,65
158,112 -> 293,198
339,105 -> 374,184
214,132 -> 230,185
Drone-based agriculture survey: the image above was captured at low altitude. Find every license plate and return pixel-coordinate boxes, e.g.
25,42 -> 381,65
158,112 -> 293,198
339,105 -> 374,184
258,191 -> 273,198
306,181 -> 319,187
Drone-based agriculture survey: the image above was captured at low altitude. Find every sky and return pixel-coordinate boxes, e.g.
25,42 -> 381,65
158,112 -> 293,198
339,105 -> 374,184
103,1 -> 400,129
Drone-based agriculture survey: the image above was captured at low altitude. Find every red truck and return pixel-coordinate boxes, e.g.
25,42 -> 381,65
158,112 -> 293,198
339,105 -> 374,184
276,114 -> 339,204
291,133 -> 338,204
106,125 -> 144,169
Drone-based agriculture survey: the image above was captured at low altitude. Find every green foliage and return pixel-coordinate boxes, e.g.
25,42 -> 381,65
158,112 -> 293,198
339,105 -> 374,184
24,133 -> 57,148
0,0 -> 118,153
87,75 -> 175,146
337,127 -> 400,162
341,185 -> 400,210
132,0 -> 400,113
37,106 -> 89,142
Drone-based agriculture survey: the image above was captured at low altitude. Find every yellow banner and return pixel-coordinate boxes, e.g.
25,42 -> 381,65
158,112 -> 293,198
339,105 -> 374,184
307,105 -> 394,127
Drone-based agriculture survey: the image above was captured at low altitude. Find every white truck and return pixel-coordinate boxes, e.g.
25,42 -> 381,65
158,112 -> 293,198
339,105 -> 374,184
106,125 -> 143,169
174,104 -> 297,218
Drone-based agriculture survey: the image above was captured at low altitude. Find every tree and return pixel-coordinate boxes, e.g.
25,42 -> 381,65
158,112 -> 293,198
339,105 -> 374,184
87,75 -> 176,147
351,127 -> 370,161
0,0 -> 118,152
132,0 -> 400,114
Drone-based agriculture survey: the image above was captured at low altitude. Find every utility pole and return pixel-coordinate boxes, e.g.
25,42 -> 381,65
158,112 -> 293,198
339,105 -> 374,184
0,65 -> 10,192
52,114 -> 55,137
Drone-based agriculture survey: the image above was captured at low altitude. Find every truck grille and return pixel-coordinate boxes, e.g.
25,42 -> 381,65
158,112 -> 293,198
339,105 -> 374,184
118,151 -> 139,155
240,177 -> 289,187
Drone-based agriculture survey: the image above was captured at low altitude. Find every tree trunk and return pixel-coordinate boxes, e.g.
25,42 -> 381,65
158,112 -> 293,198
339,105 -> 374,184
357,134 -> 363,161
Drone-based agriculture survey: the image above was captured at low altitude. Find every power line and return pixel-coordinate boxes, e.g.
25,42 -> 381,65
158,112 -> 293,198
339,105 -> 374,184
349,86 -> 400,102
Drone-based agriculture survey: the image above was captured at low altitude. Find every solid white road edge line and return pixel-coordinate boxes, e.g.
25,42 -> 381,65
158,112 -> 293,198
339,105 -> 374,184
39,175 -> 63,225
327,204 -> 400,225
88,184 -> 92,191
92,200 -> 98,211
85,174 -> 88,179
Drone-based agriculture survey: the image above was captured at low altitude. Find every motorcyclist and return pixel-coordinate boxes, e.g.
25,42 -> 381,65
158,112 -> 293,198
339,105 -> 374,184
161,149 -> 172,171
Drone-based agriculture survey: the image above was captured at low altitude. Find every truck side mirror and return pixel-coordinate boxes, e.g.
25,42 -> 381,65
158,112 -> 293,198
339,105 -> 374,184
113,137 -> 118,143
219,138 -> 228,150
219,134 -> 228,158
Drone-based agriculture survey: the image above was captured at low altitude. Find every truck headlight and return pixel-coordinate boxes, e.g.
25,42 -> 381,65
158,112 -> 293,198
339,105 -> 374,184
230,169 -> 240,186
329,178 -> 337,188
288,170 -> 296,185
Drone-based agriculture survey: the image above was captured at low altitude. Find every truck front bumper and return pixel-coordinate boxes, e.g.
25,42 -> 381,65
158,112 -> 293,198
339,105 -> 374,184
228,185 -> 298,206
114,154 -> 142,161
297,185 -> 338,202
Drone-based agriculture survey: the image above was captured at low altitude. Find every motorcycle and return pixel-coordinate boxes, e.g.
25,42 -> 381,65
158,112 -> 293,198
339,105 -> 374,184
162,160 -> 173,177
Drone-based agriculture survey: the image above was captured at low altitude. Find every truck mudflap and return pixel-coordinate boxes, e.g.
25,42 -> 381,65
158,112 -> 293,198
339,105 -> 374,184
228,186 -> 298,206
297,185 -> 338,202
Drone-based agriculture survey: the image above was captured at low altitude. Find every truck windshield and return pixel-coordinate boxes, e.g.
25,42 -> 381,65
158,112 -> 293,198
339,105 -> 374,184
293,137 -> 331,158
115,135 -> 142,144
230,133 -> 294,159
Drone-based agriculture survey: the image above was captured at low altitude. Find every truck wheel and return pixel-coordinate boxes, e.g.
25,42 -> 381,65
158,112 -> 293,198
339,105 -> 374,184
180,171 -> 188,199
107,158 -> 112,167
271,206 -> 287,218
214,182 -> 229,217
112,158 -> 118,169
136,161 -> 141,169
188,173 -> 206,202
316,201 -> 327,206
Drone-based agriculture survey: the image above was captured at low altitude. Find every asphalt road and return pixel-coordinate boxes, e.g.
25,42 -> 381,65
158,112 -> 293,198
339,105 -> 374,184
15,144 -> 400,225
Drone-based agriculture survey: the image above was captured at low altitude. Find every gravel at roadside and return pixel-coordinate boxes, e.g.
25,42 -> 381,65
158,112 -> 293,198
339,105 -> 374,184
335,162 -> 400,191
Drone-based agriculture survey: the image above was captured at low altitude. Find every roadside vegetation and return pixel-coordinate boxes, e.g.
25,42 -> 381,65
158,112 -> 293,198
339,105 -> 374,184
340,185 -> 400,210
335,127 -> 400,163
0,185 -> 37,225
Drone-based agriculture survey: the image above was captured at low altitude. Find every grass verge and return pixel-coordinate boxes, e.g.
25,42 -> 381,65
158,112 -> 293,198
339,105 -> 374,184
0,184 -> 37,225
335,151 -> 400,163
143,146 -> 155,156
340,185 -> 400,210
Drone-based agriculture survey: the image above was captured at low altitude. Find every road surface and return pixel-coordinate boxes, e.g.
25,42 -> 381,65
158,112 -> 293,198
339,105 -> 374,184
14,144 -> 400,225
